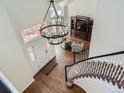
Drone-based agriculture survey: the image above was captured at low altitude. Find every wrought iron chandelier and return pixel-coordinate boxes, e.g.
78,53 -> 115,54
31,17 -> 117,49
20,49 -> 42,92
40,0 -> 69,45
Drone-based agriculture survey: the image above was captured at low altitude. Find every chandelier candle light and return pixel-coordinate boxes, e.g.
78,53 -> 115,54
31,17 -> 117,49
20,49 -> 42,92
40,0 -> 70,45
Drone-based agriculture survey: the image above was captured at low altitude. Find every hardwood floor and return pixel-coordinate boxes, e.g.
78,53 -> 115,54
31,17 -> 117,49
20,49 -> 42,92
23,37 -> 90,93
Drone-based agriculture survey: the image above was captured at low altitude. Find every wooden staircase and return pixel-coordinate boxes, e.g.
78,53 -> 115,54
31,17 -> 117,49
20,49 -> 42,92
65,50 -> 124,93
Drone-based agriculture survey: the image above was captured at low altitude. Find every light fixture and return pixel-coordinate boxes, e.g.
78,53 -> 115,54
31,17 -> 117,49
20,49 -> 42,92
40,0 -> 69,45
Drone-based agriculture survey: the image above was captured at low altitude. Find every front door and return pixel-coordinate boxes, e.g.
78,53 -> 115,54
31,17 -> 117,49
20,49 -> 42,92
26,36 -> 49,73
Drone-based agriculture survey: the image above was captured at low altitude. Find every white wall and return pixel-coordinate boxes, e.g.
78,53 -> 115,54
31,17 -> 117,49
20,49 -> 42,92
0,5 -> 34,92
5,0 -> 48,31
68,0 -> 98,18
90,0 -> 124,57
5,0 -> 64,32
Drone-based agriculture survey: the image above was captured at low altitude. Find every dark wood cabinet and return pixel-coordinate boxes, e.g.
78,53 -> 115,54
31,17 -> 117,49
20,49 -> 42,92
70,15 -> 93,41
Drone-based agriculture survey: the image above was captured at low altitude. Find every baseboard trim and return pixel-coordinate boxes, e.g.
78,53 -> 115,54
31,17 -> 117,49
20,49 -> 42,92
21,79 -> 35,93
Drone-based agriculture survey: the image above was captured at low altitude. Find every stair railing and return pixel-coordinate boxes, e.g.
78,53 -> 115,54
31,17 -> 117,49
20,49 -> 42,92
73,48 -> 89,62
65,51 -> 124,90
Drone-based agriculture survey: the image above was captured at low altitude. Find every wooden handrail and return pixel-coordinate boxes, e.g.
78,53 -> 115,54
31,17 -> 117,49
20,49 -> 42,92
65,50 -> 124,90
66,50 -> 124,67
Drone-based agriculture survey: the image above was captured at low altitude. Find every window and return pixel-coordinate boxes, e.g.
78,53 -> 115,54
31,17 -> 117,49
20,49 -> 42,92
50,6 -> 62,18
21,24 -> 41,43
